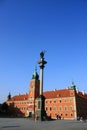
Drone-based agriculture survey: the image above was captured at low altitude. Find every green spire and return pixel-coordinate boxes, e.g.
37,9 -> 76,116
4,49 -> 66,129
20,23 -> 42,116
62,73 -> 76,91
8,92 -> 11,99
71,81 -> 76,90
72,81 -> 74,86
32,67 -> 39,80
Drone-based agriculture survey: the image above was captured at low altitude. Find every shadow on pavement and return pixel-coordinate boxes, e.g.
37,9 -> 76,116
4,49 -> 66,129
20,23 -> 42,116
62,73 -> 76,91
2,125 -> 20,128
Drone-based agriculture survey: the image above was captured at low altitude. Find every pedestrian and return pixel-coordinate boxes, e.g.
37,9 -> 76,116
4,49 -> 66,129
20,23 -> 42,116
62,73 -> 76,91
35,114 -> 38,122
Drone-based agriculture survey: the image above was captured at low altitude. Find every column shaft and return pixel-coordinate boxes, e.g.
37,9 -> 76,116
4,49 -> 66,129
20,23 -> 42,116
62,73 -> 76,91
40,68 -> 43,95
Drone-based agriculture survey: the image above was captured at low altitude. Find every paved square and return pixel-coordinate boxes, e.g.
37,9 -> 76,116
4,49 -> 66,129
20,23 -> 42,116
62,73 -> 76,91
0,118 -> 87,130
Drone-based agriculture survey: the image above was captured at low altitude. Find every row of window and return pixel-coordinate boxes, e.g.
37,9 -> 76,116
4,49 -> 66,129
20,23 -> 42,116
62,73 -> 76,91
45,106 -> 73,111
45,98 -> 73,104
15,106 -> 29,110
10,102 -> 32,105
49,113 -> 73,117
9,97 -> 73,105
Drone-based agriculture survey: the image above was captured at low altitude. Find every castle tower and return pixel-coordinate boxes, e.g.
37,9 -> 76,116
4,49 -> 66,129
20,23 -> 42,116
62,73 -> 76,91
7,92 -> 11,100
28,68 -> 40,117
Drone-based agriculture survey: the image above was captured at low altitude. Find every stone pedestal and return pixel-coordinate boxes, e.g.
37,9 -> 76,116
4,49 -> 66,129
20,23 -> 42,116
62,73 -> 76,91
36,95 -> 46,121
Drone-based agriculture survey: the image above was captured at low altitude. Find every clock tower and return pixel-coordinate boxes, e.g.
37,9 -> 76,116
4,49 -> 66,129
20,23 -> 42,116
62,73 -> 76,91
28,68 -> 40,117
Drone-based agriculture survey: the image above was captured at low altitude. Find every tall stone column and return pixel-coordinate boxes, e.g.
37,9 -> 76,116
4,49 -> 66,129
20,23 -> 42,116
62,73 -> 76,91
38,51 -> 47,96
37,51 -> 47,121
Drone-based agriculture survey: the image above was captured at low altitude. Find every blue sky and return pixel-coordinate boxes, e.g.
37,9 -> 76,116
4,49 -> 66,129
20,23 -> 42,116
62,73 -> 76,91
0,0 -> 87,103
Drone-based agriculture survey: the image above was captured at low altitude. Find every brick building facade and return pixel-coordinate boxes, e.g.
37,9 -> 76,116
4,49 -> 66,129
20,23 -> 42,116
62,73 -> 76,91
7,69 -> 87,120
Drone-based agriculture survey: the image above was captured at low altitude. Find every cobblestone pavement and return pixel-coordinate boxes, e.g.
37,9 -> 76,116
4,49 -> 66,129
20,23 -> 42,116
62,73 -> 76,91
0,118 -> 87,130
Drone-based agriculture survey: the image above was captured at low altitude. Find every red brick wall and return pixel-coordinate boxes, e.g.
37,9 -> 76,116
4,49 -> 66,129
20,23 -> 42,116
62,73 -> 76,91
45,96 -> 76,120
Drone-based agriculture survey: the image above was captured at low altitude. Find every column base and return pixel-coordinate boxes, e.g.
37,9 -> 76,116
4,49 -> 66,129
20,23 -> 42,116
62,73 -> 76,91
35,95 -> 46,121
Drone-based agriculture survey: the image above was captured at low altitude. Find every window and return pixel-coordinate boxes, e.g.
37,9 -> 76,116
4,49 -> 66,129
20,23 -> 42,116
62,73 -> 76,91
61,114 -> 63,116
54,106 -> 56,110
64,106 -> 67,110
71,114 -> 73,116
45,107 -> 48,111
64,98 -> 66,102
65,113 -> 68,116
59,106 -> 62,110
70,98 -> 73,102
70,106 -> 72,111
54,100 -> 56,103
59,98 -> 62,103
50,107 -> 52,111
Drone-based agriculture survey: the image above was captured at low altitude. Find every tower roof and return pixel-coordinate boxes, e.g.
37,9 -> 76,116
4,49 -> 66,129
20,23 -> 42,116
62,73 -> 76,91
7,92 -> 11,99
70,81 -> 76,90
32,67 -> 39,80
